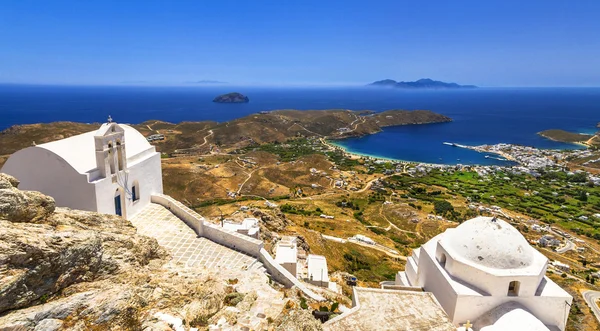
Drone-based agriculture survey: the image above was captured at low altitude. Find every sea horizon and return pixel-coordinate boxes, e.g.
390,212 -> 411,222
1,85 -> 598,166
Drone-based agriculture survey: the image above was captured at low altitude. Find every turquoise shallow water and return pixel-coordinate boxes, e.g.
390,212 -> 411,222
0,85 -> 598,165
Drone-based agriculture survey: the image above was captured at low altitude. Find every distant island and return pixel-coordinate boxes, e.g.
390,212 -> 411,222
213,92 -> 249,103
368,78 -> 477,89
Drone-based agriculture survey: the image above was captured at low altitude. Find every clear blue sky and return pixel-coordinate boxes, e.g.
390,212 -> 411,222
1,0 -> 599,87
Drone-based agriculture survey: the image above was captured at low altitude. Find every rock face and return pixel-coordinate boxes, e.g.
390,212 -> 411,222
275,309 -> 324,331
213,92 -> 250,103
0,173 -> 168,324
0,173 -> 55,223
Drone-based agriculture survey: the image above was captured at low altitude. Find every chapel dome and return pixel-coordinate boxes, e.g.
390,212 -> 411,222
440,216 -> 535,269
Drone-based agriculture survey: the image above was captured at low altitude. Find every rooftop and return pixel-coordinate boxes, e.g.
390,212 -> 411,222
275,237 -> 298,264
307,254 -> 329,282
324,288 -> 455,331
441,216 -> 538,270
35,123 -> 153,174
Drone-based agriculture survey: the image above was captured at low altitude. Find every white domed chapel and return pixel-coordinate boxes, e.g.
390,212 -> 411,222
396,216 -> 573,331
1,121 -> 163,220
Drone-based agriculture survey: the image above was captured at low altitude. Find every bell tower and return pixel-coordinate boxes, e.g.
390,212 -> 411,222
94,117 -> 127,179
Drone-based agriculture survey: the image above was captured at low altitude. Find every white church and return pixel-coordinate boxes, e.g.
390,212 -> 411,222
395,216 -> 573,331
1,120 -> 163,220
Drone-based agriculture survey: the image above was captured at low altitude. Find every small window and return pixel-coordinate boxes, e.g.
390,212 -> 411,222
439,253 -> 447,267
116,141 -> 124,171
508,281 -> 520,296
132,181 -> 140,202
107,142 -> 115,175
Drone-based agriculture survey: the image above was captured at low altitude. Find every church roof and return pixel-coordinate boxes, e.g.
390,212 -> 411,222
441,216 -> 536,270
477,302 -> 551,331
36,124 -> 152,174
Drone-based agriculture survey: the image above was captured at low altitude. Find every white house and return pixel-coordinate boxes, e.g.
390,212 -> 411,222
275,236 -> 298,277
353,234 -> 375,245
395,216 -> 572,331
307,254 -> 329,288
1,121 -> 163,220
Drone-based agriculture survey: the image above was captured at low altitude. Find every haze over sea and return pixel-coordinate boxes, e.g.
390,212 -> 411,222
1,85 -> 599,166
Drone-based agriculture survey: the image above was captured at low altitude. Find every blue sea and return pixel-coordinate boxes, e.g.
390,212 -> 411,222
1,84 -> 599,165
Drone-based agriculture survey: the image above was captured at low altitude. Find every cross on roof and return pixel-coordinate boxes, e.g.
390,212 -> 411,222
107,115 -> 113,123
463,320 -> 473,329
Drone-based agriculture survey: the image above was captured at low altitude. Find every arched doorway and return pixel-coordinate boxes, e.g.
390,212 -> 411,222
114,188 -> 123,216
508,281 -> 520,296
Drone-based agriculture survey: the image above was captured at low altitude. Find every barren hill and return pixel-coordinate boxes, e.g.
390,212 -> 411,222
0,109 -> 451,161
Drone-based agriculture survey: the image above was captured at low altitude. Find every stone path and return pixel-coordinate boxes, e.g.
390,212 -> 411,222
130,203 -> 257,270
130,203 -> 287,329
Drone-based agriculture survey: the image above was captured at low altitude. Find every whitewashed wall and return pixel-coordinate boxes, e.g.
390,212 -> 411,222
1,147 -> 97,211
96,150 -> 163,219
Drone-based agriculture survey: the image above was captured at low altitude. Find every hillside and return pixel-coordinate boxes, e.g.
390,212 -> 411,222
368,78 -> 476,89
0,109 -> 451,162
538,129 -> 593,143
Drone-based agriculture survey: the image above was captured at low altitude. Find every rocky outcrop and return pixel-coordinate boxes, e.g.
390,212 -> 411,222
252,208 -> 292,243
0,173 -> 55,223
0,173 -> 166,316
275,309 -> 324,331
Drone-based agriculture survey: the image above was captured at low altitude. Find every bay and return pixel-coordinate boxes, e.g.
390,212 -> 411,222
0,85 -> 598,165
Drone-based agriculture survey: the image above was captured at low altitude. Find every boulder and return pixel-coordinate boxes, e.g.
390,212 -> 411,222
0,173 -> 55,223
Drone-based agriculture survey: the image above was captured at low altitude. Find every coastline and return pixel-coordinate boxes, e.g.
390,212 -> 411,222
537,131 -> 591,148
323,137 -> 522,167
322,138 -> 464,167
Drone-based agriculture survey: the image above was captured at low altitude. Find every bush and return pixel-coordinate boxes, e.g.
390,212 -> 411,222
300,297 -> 308,309
434,200 -> 454,215
224,292 -> 245,306
369,227 -> 386,235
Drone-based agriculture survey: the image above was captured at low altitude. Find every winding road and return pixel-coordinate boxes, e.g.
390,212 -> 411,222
556,240 -> 575,254
582,290 -> 600,324
198,130 -> 213,147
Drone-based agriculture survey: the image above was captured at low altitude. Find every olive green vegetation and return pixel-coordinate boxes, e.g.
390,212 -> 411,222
238,137 -> 360,170
342,249 -> 399,281
389,169 -> 600,239
239,138 -> 322,162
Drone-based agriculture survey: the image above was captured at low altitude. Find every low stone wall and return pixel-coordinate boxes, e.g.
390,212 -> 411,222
203,222 -> 263,258
151,194 -> 204,236
258,248 -> 325,301
151,194 -> 324,301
